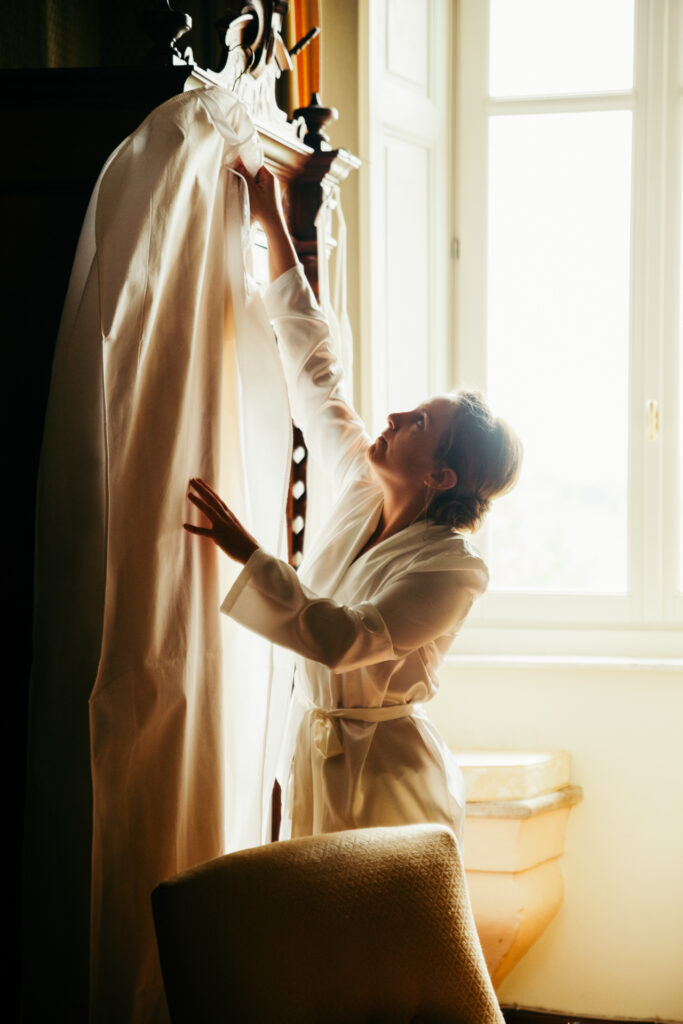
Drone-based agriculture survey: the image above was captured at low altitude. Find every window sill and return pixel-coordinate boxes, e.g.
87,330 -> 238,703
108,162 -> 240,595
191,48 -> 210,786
450,624 -> 683,664
446,652 -> 682,673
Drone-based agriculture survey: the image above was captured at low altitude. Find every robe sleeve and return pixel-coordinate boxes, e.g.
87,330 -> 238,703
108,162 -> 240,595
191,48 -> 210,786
221,547 -> 488,673
263,265 -> 370,492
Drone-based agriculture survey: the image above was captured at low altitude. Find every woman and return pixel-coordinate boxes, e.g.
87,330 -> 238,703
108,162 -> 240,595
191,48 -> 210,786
185,164 -> 522,845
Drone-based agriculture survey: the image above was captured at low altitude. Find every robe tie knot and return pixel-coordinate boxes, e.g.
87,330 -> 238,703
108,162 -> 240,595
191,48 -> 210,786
295,688 -> 419,759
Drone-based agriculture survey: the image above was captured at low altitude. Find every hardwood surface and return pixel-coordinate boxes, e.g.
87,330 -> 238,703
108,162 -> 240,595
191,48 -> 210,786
503,1009 -> 660,1024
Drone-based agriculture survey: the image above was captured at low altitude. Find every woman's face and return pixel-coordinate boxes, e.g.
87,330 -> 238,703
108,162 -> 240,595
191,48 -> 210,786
368,395 -> 458,491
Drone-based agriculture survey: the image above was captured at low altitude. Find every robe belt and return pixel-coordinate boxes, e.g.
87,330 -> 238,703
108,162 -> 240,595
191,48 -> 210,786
295,688 -> 418,759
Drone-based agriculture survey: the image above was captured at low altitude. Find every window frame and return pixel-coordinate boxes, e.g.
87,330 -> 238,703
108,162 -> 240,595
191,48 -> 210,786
451,0 -> 683,655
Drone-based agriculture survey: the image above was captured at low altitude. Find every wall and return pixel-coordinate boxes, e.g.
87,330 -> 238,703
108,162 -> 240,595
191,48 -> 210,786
429,658 -> 683,1022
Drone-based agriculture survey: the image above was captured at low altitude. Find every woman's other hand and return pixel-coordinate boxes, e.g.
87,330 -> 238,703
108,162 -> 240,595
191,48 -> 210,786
184,478 -> 259,565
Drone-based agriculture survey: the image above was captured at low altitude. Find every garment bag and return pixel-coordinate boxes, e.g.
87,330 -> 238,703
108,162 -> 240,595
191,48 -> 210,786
24,87 -> 292,1024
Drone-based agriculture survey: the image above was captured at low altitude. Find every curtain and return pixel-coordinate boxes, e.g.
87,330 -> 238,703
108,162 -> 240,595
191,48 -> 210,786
23,86 -> 292,1023
284,0 -> 321,112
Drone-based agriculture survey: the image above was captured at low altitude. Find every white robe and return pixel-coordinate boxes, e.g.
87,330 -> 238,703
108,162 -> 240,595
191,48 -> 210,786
223,265 -> 489,844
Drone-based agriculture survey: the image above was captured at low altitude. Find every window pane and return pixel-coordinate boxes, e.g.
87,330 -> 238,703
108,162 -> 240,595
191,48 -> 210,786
489,0 -> 634,98
486,111 -> 632,593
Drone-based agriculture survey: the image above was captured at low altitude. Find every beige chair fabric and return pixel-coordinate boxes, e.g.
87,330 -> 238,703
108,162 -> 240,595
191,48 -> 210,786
152,824 -> 504,1024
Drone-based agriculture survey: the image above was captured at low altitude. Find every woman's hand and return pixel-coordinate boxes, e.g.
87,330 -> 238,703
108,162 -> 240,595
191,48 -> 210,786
184,478 -> 259,565
234,159 -> 298,280
234,159 -> 283,228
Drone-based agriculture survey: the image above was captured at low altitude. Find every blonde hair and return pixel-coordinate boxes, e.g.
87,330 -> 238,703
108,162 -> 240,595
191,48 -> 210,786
427,389 -> 522,532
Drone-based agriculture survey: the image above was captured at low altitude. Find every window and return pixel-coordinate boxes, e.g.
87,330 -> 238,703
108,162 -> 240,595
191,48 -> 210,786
454,0 -> 682,653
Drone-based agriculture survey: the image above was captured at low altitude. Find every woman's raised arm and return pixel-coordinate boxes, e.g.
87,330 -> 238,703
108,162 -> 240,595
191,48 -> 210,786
235,161 -> 298,280
237,162 -> 370,493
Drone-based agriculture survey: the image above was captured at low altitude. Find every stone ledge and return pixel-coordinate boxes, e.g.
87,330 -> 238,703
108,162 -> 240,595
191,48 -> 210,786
465,784 -> 584,819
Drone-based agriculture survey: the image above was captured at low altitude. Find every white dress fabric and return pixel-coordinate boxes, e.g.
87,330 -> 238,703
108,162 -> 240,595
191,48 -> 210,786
223,265 -> 489,844
24,87 -> 292,1023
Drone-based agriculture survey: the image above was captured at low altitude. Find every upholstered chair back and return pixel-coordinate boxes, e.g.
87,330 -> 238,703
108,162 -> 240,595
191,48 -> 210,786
152,823 -> 504,1024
